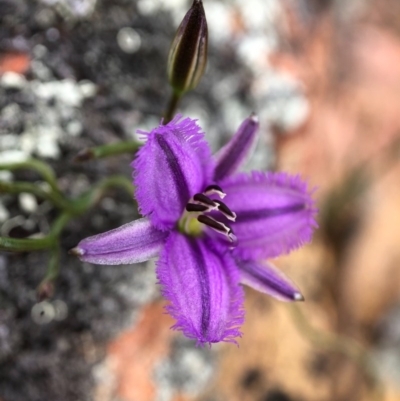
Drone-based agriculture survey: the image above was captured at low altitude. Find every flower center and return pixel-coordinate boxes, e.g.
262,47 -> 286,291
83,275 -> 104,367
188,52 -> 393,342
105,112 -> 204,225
177,184 -> 237,243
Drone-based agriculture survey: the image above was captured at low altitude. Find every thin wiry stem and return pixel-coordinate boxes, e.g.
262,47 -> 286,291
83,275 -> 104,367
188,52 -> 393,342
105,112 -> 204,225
74,140 -> 141,162
0,159 -> 60,194
288,304 -> 384,401
0,176 -> 133,253
0,212 -> 72,252
0,181 -> 74,211
163,91 -> 181,125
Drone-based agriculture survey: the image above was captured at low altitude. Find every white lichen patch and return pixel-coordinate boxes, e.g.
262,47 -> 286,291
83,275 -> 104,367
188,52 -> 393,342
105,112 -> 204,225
154,338 -> 214,401
0,202 -> 10,223
39,0 -> 98,19
117,27 -> 142,54
18,193 -> 38,214
0,74 -> 97,160
0,72 -> 27,89
0,150 -> 29,164
255,72 -> 310,133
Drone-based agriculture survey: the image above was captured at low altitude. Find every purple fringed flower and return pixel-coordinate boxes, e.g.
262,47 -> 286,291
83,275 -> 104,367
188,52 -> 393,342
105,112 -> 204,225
72,114 -> 318,345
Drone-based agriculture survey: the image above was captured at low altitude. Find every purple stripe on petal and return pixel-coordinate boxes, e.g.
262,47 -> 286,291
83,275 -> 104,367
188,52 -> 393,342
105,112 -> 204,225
156,134 -> 190,205
237,259 -> 304,302
157,232 -> 244,345
213,114 -> 259,181
220,171 -> 318,260
133,116 -> 214,230
73,218 -> 168,265
235,203 -> 305,222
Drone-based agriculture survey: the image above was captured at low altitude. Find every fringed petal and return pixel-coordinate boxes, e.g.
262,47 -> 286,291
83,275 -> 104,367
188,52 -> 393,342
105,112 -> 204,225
133,116 -> 214,230
213,114 -> 259,181
157,232 -> 244,345
72,218 -> 168,265
237,259 -> 304,302
220,171 -> 317,260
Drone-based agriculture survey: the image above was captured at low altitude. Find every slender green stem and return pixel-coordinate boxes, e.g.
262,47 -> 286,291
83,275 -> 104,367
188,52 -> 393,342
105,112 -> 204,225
163,91 -> 181,124
0,159 -> 60,194
0,181 -> 74,211
94,175 -> 134,195
74,140 -> 142,162
36,247 -> 59,300
0,175 -> 133,253
36,235 -> 61,300
0,212 -> 72,252
70,175 -> 134,213
0,235 -> 55,252
42,244 -> 60,282
73,179 -> 130,213
50,212 -> 73,237
289,304 -> 383,400
0,76 -> 164,279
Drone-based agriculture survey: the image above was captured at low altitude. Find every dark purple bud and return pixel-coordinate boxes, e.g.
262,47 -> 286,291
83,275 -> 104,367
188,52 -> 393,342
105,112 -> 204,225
167,0 -> 208,94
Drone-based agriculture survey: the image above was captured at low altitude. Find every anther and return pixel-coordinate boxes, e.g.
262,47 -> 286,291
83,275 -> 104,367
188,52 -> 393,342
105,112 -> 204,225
193,193 -> 217,207
197,215 -> 235,243
197,215 -> 229,233
204,184 -> 226,199
214,200 -> 237,221
186,203 -> 209,213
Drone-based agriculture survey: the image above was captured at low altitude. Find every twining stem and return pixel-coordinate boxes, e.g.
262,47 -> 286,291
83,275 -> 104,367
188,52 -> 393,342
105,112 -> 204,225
93,175 -> 134,196
71,175 -> 134,213
0,181 -> 73,211
50,212 -> 73,237
0,159 -> 60,194
36,244 -> 60,300
163,91 -> 182,124
288,304 -> 383,401
0,174 -> 133,217
0,176 -> 133,253
0,235 -> 56,252
1,76 -> 179,278
73,91 -> 183,162
74,140 -> 142,162
0,212 -> 72,252
41,245 -> 60,282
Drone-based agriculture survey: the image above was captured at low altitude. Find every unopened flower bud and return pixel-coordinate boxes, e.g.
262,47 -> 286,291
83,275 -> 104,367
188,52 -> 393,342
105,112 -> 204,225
167,0 -> 208,94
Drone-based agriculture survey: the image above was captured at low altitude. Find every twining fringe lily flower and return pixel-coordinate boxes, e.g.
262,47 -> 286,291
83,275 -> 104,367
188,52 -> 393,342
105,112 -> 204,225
72,115 -> 317,345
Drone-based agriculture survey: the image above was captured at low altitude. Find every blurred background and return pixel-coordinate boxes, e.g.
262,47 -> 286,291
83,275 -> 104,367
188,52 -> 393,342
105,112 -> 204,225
1,0 -> 400,400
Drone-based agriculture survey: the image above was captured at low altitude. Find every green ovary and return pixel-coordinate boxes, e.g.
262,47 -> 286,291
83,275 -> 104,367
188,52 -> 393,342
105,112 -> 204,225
177,212 -> 203,237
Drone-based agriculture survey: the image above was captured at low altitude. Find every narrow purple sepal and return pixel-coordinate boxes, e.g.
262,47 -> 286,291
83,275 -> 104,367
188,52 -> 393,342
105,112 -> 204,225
237,259 -> 304,302
213,114 -> 259,182
220,171 -> 318,260
73,218 -> 168,265
157,232 -> 244,345
133,116 -> 214,230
